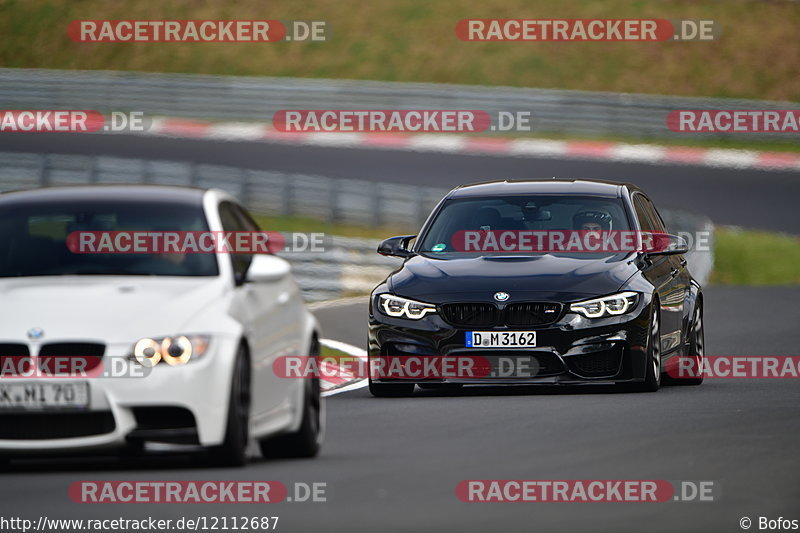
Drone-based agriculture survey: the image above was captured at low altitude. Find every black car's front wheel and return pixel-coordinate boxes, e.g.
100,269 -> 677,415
678,301 -> 705,386
634,304 -> 662,392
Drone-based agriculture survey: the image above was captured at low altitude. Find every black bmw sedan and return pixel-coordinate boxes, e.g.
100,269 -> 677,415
367,179 -> 704,396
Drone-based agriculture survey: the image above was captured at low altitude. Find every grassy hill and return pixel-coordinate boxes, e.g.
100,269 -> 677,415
1,0 -> 798,101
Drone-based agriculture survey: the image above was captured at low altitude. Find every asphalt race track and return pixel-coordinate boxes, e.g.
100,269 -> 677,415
2,287 -> 799,532
1,134 -> 798,532
0,131 -> 797,233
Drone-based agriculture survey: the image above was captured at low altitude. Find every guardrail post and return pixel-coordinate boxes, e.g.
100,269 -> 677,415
283,173 -> 294,217
329,178 -> 340,224
188,162 -> 198,187
141,159 -> 151,184
415,187 -> 428,228
240,168 -> 252,210
39,154 -> 50,186
372,182 -> 383,227
88,156 -> 99,184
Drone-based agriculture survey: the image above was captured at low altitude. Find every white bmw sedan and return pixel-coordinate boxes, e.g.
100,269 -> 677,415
0,185 -> 323,466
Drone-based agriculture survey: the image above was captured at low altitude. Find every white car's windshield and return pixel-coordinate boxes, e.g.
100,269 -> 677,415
0,200 -> 219,277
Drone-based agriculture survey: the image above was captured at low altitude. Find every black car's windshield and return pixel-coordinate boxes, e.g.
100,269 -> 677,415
417,195 -> 632,258
0,200 -> 219,277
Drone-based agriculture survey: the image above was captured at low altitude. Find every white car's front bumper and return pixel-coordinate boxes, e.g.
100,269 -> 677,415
0,335 -> 239,453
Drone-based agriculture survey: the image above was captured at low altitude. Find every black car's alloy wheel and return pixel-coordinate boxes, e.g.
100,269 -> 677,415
636,304 -> 662,392
680,302 -> 705,386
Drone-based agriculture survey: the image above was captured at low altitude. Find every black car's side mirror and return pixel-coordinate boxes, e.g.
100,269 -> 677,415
377,235 -> 416,258
645,233 -> 690,256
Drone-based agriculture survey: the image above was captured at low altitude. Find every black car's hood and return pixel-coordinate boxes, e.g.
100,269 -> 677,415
389,253 -> 637,303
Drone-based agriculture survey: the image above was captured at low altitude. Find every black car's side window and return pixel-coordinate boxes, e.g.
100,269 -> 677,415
218,201 -> 253,283
633,195 -> 655,232
640,196 -> 667,233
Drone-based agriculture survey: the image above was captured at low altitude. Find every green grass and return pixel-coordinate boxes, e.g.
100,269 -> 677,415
1,0 -> 798,102
255,213 -> 800,286
711,228 -> 800,286
320,345 -> 360,364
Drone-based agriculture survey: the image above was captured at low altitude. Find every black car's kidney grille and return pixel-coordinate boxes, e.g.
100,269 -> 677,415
440,302 -> 561,327
440,303 -> 499,327
505,303 -> 562,326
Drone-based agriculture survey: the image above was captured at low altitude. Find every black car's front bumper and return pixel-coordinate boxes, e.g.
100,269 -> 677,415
368,295 -> 653,385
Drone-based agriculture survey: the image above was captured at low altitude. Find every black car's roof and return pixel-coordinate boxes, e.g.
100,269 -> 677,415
448,179 -> 637,199
0,185 -> 208,207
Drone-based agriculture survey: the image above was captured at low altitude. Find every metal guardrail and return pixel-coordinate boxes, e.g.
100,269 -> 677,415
0,151 -> 712,301
0,151 -> 446,230
1,68 -> 798,140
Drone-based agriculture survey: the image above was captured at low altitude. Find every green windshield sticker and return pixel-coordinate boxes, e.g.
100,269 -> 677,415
431,243 -> 446,252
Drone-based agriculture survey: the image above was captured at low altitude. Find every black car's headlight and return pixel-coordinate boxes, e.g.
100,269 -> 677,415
377,294 -> 437,320
570,292 -> 639,319
132,334 -> 211,367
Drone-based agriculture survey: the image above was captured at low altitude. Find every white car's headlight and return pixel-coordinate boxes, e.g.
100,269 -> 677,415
570,292 -> 639,319
132,334 -> 210,367
377,294 -> 437,320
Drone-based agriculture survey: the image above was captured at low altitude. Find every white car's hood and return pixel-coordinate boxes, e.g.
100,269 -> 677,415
0,276 -> 229,343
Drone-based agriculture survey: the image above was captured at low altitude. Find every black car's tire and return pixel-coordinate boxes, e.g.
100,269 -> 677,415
678,301 -> 705,386
368,379 -> 415,397
259,376 -> 324,459
209,345 -> 251,467
633,304 -> 662,392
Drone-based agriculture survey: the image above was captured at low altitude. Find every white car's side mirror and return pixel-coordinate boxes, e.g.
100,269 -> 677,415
245,254 -> 291,283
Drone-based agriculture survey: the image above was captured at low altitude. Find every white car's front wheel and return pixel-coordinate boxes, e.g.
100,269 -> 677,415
259,341 -> 324,458
209,345 -> 251,466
